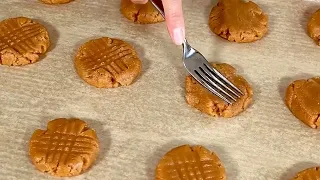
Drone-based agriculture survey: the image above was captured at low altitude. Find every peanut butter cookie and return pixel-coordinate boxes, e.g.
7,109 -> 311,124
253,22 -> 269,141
286,77 -> 320,128
209,0 -> 268,43
120,0 -> 164,24
0,17 -> 50,66
156,145 -> 226,180
74,37 -> 142,88
39,0 -> 74,4
185,63 -> 253,118
292,167 -> 320,180
308,9 -> 320,45
29,118 -> 99,177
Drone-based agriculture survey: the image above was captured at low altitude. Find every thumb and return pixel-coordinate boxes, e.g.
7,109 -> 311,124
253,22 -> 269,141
162,0 -> 185,45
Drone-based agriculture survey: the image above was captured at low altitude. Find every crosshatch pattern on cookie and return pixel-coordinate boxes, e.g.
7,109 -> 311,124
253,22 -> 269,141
29,118 -> 99,177
0,17 -> 49,66
161,157 -> 221,179
77,38 -> 132,76
156,145 -> 226,180
74,37 -> 142,88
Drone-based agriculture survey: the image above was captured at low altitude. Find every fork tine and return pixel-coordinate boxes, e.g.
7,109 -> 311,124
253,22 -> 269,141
204,64 -> 244,95
193,71 -> 233,104
195,69 -> 237,102
198,67 -> 237,102
200,64 -> 241,98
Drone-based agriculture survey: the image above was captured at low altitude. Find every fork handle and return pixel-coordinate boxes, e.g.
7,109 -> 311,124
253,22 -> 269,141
150,0 -> 165,18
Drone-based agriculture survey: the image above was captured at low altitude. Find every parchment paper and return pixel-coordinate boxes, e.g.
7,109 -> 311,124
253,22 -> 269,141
0,0 -> 320,179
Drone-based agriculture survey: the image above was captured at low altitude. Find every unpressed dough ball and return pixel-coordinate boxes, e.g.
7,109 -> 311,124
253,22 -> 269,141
308,9 -> 320,45
209,0 -> 268,43
286,77 -> 320,128
120,0 -> 164,24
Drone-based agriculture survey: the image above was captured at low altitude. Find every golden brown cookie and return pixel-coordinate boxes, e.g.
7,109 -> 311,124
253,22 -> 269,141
74,37 -> 142,88
286,77 -> 320,129
155,145 -> 226,180
29,118 -> 99,177
120,0 -> 164,24
0,17 -> 50,66
308,9 -> 320,45
292,167 -> 320,180
185,63 -> 253,118
39,0 -> 74,4
209,0 -> 268,43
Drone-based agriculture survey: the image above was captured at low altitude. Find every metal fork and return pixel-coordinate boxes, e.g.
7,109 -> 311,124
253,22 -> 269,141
150,0 -> 244,104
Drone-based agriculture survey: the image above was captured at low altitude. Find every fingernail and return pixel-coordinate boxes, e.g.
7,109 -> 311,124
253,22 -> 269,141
172,28 -> 185,45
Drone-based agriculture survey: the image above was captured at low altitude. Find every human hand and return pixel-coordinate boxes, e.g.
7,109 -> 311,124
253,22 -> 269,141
131,0 -> 185,45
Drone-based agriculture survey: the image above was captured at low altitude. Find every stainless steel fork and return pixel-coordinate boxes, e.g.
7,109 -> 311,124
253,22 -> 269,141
150,0 -> 243,104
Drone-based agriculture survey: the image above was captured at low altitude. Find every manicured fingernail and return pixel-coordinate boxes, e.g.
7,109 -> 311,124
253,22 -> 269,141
172,28 -> 184,45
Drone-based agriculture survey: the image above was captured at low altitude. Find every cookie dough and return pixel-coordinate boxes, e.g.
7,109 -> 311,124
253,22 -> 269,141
120,0 -> 164,24
0,17 -> 50,66
39,0 -> 74,4
185,63 -> 253,118
155,145 -> 226,180
308,9 -> 320,45
74,37 -> 142,88
29,118 -> 99,177
286,77 -> 320,128
292,167 -> 320,180
209,0 -> 268,43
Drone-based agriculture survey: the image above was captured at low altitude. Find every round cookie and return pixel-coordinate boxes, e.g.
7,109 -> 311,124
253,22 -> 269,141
0,17 -> 50,66
120,0 -> 164,24
155,145 -> 226,180
39,0 -> 74,4
185,63 -> 253,118
285,77 -> 320,128
292,167 -> 320,180
29,118 -> 99,177
74,37 -> 142,88
308,9 -> 320,45
209,0 -> 268,43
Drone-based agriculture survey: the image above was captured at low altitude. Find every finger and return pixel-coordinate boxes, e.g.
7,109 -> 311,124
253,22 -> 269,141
131,0 -> 148,4
162,0 -> 185,45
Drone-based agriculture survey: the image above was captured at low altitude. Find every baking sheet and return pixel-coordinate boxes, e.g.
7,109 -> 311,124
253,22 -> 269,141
0,0 -> 320,179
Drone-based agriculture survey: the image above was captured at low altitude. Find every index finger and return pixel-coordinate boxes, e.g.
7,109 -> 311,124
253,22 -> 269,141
162,0 -> 185,45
